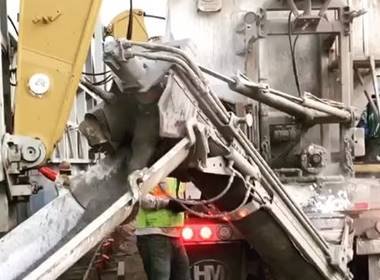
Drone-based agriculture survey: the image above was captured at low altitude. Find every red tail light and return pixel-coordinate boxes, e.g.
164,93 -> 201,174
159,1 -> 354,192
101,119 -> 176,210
182,227 -> 194,240
200,226 -> 213,239
182,223 -> 239,243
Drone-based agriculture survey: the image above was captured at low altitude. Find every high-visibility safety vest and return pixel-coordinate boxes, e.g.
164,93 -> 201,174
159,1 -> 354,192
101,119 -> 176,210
136,177 -> 185,228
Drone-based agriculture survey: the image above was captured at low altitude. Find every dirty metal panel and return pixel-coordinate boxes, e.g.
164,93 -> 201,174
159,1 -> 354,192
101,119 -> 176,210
258,34 -> 321,97
167,0 -> 253,104
158,73 -> 197,138
351,0 -> 380,58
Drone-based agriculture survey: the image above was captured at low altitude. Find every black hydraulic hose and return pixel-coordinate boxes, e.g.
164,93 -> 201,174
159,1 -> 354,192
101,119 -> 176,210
82,70 -> 111,76
126,0 -> 133,39
180,182 -> 253,219
7,15 -> 18,36
143,13 -> 166,20
288,12 -> 302,97
160,169 -> 236,206
80,79 -> 115,103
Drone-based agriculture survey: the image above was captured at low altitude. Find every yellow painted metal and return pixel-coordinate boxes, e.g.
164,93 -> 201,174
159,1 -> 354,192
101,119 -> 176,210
106,10 -> 148,40
14,0 -> 102,157
354,164 -> 380,174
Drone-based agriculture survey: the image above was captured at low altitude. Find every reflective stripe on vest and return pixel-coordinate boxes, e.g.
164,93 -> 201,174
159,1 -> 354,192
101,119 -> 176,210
136,177 -> 185,229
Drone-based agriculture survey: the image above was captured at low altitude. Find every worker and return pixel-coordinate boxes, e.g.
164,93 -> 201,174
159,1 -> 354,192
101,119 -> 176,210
135,177 -> 190,280
357,95 -> 380,162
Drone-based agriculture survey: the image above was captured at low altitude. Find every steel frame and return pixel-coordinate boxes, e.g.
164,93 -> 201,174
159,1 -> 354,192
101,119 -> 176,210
255,1 -> 353,175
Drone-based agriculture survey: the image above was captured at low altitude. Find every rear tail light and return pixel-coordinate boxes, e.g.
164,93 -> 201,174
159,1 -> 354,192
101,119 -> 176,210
182,227 -> 194,240
200,226 -> 213,239
182,223 -> 236,242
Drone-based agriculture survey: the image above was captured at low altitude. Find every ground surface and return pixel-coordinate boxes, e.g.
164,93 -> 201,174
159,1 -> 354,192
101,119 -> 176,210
60,224 -> 147,280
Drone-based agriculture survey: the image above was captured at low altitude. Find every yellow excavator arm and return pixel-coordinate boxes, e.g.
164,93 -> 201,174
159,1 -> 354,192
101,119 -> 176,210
14,0 -> 102,157
13,0 -> 148,159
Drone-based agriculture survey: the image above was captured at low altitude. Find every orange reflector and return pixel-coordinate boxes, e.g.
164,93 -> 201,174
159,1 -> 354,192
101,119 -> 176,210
200,226 -> 213,239
182,227 -> 194,240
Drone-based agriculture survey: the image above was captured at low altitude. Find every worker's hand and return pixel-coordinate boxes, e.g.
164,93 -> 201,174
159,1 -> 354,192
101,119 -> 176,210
140,193 -> 168,210
167,199 -> 185,213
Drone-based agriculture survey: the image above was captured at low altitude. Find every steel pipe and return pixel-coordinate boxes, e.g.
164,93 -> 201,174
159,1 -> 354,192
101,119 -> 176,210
80,80 -> 115,103
231,77 -> 327,123
230,75 -> 352,124
226,148 -> 261,180
301,97 -> 352,121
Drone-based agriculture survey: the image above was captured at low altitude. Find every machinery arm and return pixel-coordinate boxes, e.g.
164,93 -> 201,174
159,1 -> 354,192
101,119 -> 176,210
0,0 -> 356,275
0,0 -> 105,199
14,0 -> 102,157
101,38 -> 354,280
200,66 -> 354,125
0,38 -> 354,280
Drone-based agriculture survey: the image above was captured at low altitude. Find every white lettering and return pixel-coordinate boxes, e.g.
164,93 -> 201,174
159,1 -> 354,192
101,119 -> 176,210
193,264 -> 226,280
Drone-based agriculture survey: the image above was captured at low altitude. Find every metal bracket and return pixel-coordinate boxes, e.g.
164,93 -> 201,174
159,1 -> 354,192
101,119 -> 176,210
342,7 -> 366,36
235,11 -> 264,55
198,156 -> 232,175
2,133 -> 46,175
347,127 -> 365,157
1,134 -> 46,199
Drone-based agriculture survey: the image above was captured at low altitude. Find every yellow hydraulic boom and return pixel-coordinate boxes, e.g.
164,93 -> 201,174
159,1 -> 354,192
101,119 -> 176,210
14,0 -> 102,157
